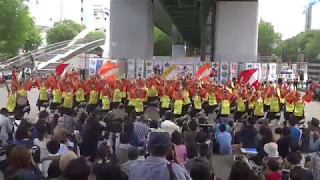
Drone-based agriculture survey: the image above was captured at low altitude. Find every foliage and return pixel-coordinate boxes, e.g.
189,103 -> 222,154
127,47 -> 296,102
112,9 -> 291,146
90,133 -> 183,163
0,0 -> 30,59
258,19 -> 282,56
86,31 -> 106,39
21,18 -> 42,52
46,20 -> 85,44
154,27 -> 172,56
281,30 -> 320,61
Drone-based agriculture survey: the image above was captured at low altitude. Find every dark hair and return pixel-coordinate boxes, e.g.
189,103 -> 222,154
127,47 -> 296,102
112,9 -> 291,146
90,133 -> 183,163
150,120 -> 158,129
199,143 -> 208,157
187,143 -> 198,159
188,120 -> 197,131
5,144 -> 16,158
0,108 -> 8,116
196,131 -> 207,143
120,132 -> 130,144
63,157 -> 91,180
220,124 -> 226,132
97,144 -> 112,163
282,127 -> 291,136
289,142 -> 301,153
35,120 -> 47,141
15,125 -> 30,141
190,164 -> 211,180
123,120 -> 134,133
95,161 -> 128,180
46,140 -> 60,154
289,118 -> 298,126
48,159 -> 62,178
259,126 -> 274,143
247,117 -> 255,126
171,131 -> 183,145
275,127 -> 283,135
8,146 -> 31,174
287,152 -> 302,165
39,110 -> 48,119
311,118 -> 320,128
150,144 -> 169,157
198,117 -> 207,125
164,111 -> 174,121
267,159 -> 279,172
128,147 -> 139,160
228,161 -> 254,180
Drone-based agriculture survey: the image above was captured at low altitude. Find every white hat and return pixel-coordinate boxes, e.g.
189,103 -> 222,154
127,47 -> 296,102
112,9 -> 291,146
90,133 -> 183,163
264,142 -> 279,157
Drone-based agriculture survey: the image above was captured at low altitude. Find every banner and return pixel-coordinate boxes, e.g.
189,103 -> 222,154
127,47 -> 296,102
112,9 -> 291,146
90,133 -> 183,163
230,62 -> 238,79
89,58 -> 97,76
127,59 -> 135,80
246,63 -> 254,70
261,63 -> 268,81
136,59 -> 144,78
96,60 -> 103,73
268,63 -> 277,82
253,63 -> 261,81
145,60 -> 154,78
220,62 -> 229,83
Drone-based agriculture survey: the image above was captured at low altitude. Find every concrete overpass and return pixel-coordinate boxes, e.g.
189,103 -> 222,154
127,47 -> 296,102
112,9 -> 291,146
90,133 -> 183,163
110,0 -> 259,62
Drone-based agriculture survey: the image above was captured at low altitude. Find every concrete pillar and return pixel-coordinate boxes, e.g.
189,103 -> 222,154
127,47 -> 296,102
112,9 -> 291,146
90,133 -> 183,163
214,1 -> 259,62
108,0 -> 154,59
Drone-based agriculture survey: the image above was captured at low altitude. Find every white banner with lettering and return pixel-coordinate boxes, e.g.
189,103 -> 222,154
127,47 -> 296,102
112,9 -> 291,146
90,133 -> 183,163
261,63 -> 268,82
268,63 -> 277,82
127,59 -> 135,80
253,63 -> 261,81
230,62 -> 238,79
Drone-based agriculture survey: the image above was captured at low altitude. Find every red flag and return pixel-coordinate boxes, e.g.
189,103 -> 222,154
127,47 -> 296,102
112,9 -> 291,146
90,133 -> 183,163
196,64 -> 212,81
238,68 -> 258,89
56,64 -> 69,76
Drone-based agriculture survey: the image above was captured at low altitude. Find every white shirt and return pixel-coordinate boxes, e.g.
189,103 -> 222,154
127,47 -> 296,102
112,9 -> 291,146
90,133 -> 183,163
160,120 -> 180,136
34,138 -> 49,159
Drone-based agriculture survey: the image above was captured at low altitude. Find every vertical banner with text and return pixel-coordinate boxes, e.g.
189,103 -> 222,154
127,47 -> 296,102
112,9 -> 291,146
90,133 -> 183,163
127,59 -> 136,80
261,63 -> 268,82
268,63 -> 277,82
253,63 -> 261,81
145,60 -> 154,78
220,62 -> 229,83
136,59 -> 145,78
230,62 -> 238,79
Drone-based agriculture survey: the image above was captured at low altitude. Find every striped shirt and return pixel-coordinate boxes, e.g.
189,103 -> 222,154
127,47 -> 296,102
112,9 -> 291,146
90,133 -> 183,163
133,121 -> 149,144
129,156 -> 192,180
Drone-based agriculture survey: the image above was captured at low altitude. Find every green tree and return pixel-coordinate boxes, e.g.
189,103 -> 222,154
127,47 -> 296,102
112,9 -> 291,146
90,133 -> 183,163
86,31 -> 106,39
258,19 -> 282,56
21,18 -> 42,52
282,30 -> 320,61
46,20 -> 85,44
0,0 -> 30,59
154,27 -> 172,56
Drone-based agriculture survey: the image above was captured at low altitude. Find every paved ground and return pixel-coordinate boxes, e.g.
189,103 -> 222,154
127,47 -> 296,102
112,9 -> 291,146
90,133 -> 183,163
0,87 -> 319,179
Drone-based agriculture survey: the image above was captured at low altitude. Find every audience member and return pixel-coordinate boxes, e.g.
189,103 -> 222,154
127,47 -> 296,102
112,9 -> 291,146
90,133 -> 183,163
254,126 -> 274,165
129,132 -> 191,180
92,144 -> 113,180
288,119 -> 301,143
171,130 -> 187,164
117,132 -> 133,164
59,150 -> 77,172
240,117 -> 258,148
264,159 -> 281,180
61,157 -> 91,180
228,161 -> 259,180
121,146 -> 141,176
217,124 -> 232,154
287,152 -> 313,180
161,112 -> 180,136
0,108 -> 13,144
4,145 -> 42,180
301,118 -> 320,152
185,143 -> 210,172
277,127 -> 293,158
13,125 -> 33,148
33,120 -> 50,159
184,120 -> 197,146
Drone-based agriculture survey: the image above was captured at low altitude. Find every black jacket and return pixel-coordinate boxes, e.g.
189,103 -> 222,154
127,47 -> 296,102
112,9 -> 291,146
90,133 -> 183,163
290,166 -> 314,180
277,136 -> 293,159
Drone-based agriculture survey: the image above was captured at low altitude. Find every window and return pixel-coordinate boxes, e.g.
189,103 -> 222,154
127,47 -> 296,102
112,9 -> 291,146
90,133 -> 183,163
81,17 -> 83,21
104,18 -> 107,21
81,8 -> 83,12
